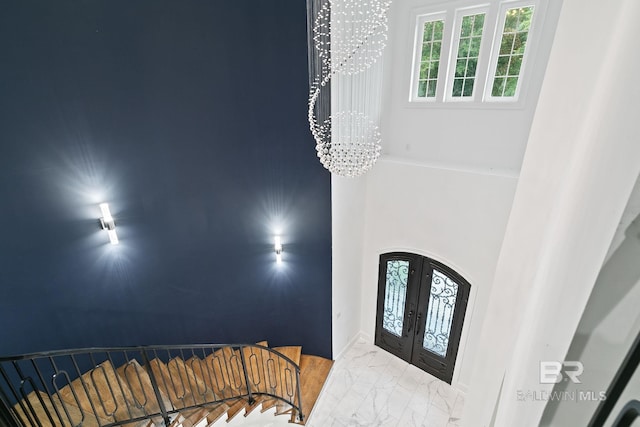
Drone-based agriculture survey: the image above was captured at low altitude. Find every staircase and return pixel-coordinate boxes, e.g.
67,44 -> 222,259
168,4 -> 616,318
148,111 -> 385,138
0,342 -> 333,427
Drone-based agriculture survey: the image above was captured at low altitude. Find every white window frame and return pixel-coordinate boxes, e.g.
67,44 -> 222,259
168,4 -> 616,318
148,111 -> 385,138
409,11 -> 449,103
484,0 -> 538,103
406,0 -> 542,107
444,5 -> 491,103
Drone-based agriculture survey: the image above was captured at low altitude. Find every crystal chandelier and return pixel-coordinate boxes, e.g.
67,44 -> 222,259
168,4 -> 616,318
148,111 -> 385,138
307,0 -> 392,177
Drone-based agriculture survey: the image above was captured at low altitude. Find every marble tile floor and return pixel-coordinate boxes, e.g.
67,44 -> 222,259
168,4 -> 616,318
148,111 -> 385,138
306,338 -> 464,427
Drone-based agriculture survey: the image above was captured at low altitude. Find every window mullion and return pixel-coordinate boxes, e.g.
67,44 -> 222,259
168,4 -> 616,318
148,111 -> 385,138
435,10 -> 455,102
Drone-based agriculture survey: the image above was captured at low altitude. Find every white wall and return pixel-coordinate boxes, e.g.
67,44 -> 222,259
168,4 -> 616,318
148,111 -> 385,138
331,175 -> 369,359
359,158 -> 517,389
463,0 -> 640,425
540,212 -> 640,426
381,0 -> 563,173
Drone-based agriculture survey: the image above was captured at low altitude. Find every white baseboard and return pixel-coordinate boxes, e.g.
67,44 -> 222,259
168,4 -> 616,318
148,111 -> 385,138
334,331 -> 371,361
456,382 -> 469,394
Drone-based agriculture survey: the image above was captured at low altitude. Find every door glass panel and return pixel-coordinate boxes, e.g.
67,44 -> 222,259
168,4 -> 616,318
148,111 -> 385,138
383,260 -> 410,337
423,269 -> 459,357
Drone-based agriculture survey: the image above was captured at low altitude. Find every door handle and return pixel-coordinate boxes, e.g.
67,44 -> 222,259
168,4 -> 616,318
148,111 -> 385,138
406,311 -> 414,335
415,313 -> 422,335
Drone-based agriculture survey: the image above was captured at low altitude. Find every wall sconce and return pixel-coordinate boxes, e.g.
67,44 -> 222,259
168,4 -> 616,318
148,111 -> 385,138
99,203 -> 119,245
274,235 -> 283,263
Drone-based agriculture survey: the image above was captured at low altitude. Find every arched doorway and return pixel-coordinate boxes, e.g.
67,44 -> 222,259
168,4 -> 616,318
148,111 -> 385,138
374,252 -> 471,384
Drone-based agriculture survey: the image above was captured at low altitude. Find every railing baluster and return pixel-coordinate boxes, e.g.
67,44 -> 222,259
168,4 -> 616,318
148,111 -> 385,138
15,361 -> 54,427
141,349 -> 171,427
219,349 -> 235,398
0,364 -> 32,426
107,351 -> 136,420
88,351 -> 117,420
0,386 -> 20,427
199,348 -> 218,400
237,346 -> 254,405
221,348 -> 238,396
178,349 -> 196,405
69,354 -> 101,425
33,358 -> 71,427
187,350 -> 207,399
295,365 -> 304,422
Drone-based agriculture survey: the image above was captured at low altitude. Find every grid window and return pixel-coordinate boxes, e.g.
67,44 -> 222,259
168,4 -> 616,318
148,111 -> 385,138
417,20 -> 444,98
491,6 -> 534,97
452,13 -> 485,98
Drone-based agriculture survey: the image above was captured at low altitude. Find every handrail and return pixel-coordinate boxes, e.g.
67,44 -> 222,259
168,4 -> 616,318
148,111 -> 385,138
0,343 -> 304,427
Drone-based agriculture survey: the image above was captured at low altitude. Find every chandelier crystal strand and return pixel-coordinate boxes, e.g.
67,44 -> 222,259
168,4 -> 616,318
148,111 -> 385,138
307,0 -> 391,177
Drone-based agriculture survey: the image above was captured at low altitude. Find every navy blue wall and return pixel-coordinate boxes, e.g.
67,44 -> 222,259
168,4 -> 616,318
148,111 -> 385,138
0,1 -> 332,359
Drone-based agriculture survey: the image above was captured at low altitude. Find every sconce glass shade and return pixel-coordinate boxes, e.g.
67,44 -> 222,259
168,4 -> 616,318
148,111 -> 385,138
275,236 -> 283,263
99,203 -> 119,245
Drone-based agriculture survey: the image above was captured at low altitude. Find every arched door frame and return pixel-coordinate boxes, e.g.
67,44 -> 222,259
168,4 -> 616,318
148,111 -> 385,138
374,250 -> 474,385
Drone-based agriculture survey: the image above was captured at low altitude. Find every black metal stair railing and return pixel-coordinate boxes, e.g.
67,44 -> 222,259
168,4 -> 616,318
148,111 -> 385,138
0,344 -> 304,427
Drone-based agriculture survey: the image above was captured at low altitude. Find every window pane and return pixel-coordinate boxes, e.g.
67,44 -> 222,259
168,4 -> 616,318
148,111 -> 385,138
429,61 -> 439,79
472,14 -> 485,36
504,77 -> 518,96
434,20 -> 444,40
423,22 -> 433,42
467,58 -> 478,76
496,55 -> 509,76
420,62 -> 429,80
514,32 -> 529,54
422,269 -> 460,357
453,78 -> 463,96
504,9 -> 518,32
508,55 -> 523,76
461,15 -> 473,37
500,34 -> 515,55
383,260 -> 409,337
491,6 -> 534,98
455,59 -> 466,78
517,7 -> 534,31
421,43 -> 432,61
427,79 -> 437,97
417,19 -> 444,98
418,80 -> 427,97
463,79 -> 474,96
432,42 -> 442,60
459,39 -> 470,57
452,13 -> 485,98
492,77 -> 505,96
469,38 -> 481,58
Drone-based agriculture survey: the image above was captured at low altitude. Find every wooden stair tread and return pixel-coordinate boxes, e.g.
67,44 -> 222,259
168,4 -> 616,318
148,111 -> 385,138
203,402 -> 229,426
259,397 -> 278,412
243,395 -> 268,417
169,407 -> 209,427
13,390 -> 107,427
224,398 -> 247,423
271,346 -> 302,366
292,354 -> 334,425
116,358 -> 173,417
56,359 -> 145,423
